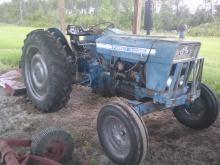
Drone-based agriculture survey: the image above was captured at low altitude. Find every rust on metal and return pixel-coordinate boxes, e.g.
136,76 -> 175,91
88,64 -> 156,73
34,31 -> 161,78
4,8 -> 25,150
4,139 -> 31,147
0,139 -> 63,165
0,140 -> 20,165
0,70 -> 26,96
29,155 -> 62,165
43,141 -> 65,162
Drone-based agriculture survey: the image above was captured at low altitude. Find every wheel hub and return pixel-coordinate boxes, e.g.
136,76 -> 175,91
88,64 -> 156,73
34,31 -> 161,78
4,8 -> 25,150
104,116 -> 131,159
184,97 -> 206,118
26,49 -> 49,100
31,55 -> 47,88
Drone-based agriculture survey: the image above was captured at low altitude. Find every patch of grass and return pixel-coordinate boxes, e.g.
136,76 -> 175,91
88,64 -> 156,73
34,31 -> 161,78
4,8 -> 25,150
189,36 -> 220,96
90,158 -> 99,165
0,25 -> 35,70
0,49 -> 21,70
0,25 -> 219,95
188,22 -> 220,37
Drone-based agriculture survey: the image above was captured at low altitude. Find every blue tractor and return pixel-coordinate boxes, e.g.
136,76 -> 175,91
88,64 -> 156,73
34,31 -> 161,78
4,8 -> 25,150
21,22 -> 219,164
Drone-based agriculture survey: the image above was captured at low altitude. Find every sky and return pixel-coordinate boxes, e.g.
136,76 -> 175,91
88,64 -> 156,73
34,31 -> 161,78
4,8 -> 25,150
0,0 -> 9,3
182,0 -> 204,12
0,0 -> 218,13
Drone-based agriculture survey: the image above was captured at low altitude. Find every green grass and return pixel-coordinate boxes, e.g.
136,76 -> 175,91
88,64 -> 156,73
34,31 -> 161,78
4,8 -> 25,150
188,36 -> 220,96
0,25 -> 219,95
0,25 -> 35,71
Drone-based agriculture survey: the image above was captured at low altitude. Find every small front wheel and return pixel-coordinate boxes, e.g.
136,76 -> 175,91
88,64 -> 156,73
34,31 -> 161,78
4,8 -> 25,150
173,83 -> 219,129
97,102 -> 148,165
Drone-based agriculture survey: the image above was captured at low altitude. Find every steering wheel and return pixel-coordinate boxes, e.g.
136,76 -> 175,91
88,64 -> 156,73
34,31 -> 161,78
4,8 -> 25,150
88,22 -> 115,32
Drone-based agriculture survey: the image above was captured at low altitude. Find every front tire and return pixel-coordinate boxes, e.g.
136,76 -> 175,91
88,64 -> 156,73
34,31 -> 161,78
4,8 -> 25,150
173,83 -> 219,129
97,102 -> 148,165
21,29 -> 72,113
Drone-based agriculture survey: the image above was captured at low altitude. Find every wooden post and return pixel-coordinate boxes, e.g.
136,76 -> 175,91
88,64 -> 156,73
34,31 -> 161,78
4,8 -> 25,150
58,0 -> 66,32
132,0 -> 143,34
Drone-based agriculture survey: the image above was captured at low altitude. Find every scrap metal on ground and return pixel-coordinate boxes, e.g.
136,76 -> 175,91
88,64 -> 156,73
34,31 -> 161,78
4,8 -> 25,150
0,70 -> 26,96
0,128 -> 74,165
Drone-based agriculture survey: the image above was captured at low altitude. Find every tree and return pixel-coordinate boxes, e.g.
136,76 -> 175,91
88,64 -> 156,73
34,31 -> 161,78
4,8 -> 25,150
133,0 -> 143,34
0,0 -> 218,32
19,0 -> 24,24
171,0 -> 183,16
215,4 -> 220,21
155,2 -> 175,30
203,0 -> 214,17
58,0 -> 65,31
99,0 -> 115,22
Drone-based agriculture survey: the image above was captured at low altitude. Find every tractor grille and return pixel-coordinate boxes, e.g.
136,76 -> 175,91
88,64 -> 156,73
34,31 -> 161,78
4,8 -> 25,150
167,57 -> 204,94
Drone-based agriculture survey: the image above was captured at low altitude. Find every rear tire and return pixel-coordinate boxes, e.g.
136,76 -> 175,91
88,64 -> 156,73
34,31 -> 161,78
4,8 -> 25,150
97,102 -> 148,165
47,28 -> 73,55
21,29 -> 72,113
173,83 -> 219,129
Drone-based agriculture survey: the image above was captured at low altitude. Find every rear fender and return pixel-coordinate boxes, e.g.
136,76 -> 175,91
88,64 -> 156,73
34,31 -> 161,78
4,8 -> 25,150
47,28 -> 73,55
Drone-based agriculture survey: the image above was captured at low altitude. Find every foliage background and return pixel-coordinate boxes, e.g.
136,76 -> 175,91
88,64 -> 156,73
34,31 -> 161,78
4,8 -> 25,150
0,0 -> 220,35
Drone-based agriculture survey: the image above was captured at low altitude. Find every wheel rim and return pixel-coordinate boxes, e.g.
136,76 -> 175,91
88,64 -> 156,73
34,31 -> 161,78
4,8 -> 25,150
102,116 -> 131,160
26,47 -> 49,101
184,97 -> 206,120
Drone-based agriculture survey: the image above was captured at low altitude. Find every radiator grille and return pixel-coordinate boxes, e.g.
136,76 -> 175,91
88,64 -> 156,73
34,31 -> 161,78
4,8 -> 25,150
167,58 -> 204,94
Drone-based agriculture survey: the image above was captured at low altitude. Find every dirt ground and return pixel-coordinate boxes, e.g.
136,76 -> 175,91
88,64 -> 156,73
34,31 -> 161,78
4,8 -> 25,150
0,85 -> 220,165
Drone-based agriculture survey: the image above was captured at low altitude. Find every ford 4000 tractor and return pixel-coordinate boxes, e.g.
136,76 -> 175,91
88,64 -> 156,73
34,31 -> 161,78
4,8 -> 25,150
21,22 -> 219,164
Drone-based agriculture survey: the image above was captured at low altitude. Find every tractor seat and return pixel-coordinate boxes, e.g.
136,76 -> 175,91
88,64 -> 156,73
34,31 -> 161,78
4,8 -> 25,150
67,25 -> 90,36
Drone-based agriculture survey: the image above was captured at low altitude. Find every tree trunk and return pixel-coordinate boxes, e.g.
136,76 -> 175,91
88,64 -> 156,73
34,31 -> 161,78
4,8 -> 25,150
132,0 -> 143,34
175,0 -> 181,17
58,0 -> 66,32
19,0 -> 23,24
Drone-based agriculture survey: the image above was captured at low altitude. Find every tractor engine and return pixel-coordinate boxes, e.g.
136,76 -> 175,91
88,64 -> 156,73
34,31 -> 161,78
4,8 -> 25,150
67,25 -> 203,106
67,26 -> 148,99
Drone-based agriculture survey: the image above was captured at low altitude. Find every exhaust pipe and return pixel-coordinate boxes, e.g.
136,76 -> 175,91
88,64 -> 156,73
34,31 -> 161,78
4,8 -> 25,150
144,0 -> 153,35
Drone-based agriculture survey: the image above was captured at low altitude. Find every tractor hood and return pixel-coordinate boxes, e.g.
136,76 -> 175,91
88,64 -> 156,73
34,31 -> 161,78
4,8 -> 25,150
96,29 -> 201,64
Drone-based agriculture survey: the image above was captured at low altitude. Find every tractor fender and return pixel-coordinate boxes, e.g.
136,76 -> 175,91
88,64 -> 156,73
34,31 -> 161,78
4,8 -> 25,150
47,28 -> 73,55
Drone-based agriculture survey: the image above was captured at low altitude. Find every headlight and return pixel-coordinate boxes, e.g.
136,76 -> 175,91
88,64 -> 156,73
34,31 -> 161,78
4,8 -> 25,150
179,75 -> 184,86
167,77 -> 172,87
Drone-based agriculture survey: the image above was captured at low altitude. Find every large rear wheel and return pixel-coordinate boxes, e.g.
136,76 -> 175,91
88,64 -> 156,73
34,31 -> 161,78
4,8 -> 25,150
21,29 -> 72,113
173,83 -> 219,129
